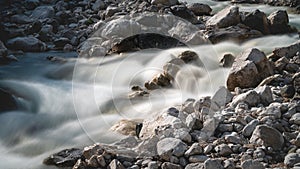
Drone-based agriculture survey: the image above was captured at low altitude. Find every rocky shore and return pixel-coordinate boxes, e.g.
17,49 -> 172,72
0,0 -> 299,61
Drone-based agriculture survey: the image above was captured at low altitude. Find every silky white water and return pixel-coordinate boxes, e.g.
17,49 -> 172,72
0,3 -> 299,169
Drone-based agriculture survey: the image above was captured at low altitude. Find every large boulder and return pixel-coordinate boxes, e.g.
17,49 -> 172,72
6,37 -> 46,52
0,88 -> 18,112
226,48 -> 274,91
242,9 -> 270,34
268,10 -> 296,34
30,6 -> 55,20
206,6 -> 241,28
250,125 -> 284,151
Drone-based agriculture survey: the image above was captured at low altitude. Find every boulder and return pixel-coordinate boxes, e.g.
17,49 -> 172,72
242,9 -> 269,34
30,6 -> 55,20
92,0 -> 106,11
0,88 -> 18,112
6,37 -> 46,52
241,159 -> 264,169
205,24 -> 262,44
230,90 -> 261,107
219,53 -> 235,67
206,6 -> 241,28
161,162 -> 182,169
157,138 -> 188,161
10,14 -> 33,24
227,48 -> 274,91
204,159 -> 224,169
250,125 -> 284,151
187,3 -> 212,16
170,5 -> 199,24
284,153 -> 300,168
43,148 -> 83,167
242,119 -> 259,137
272,41 -> 300,59
108,159 -> 125,169
211,86 -> 233,108
268,10 -> 295,34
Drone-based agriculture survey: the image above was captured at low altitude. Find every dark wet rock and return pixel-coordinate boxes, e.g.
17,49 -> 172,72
227,48 -> 274,91
206,6 -> 241,28
281,85 -> 296,98
242,9 -> 270,34
170,5 -> 199,24
6,37 -> 46,52
0,88 -> 18,112
11,14 -> 33,24
205,24 -> 262,44
30,6 -> 55,20
250,125 -> 284,151
54,38 -> 71,49
109,33 -> 186,54
43,148 -> 82,167
25,21 -> 42,35
187,3 -> 212,16
178,51 -> 199,63
268,10 -> 296,34
220,53 -> 235,67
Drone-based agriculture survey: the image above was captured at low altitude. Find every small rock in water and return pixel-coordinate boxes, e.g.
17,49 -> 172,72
219,53 -> 235,67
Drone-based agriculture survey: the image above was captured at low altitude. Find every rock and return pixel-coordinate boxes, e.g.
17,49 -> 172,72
254,85 -> 273,105
161,162 -> 182,169
105,6 -> 122,18
151,0 -> 178,6
227,48 -> 273,91
214,144 -> 232,157
63,44 -> 73,52
284,153 -> 300,168
26,21 -> 42,35
6,37 -> 46,52
272,41 -> 300,59
82,144 -> 104,160
212,86 -> 233,108
206,6 -> 241,28
170,5 -> 199,24
185,163 -> 203,169
73,159 -> 87,169
110,119 -> 142,136
242,9 -> 269,34
89,46 -> 106,57
184,143 -> 203,157
294,72 -> 300,94
230,90 -> 261,108
204,159 -> 224,169
250,125 -> 284,151
0,88 -> 18,112
260,102 -> 282,119
157,138 -> 188,161
242,119 -> 259,137
54,38 -> 70,49
108,159 -> 125,169
135,136 -> 159,157
163,58 -> 185,79
0,40 -> 8,57
24,0 -> 40,10
189,155 -> 209,163
187,3 -> 212,16
268,10 -> 295,34
11,14 -> 33,24
174,128 -> 192,143
92,0 -> 106,11
109,33 -> 185,54
290,113 -> 300,125
205,24 -> 262,44
280,85 -> 296,98
178,51 -> 198,63
31,6 -> 55,20
43,148 -> 82,167
241,159 -> 264,169
220,53 -> 235,67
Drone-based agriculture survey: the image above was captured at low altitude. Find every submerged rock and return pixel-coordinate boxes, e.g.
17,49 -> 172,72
0,88 -> 18,112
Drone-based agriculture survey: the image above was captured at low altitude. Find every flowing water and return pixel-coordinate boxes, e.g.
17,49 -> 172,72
0,2 -> 299,169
